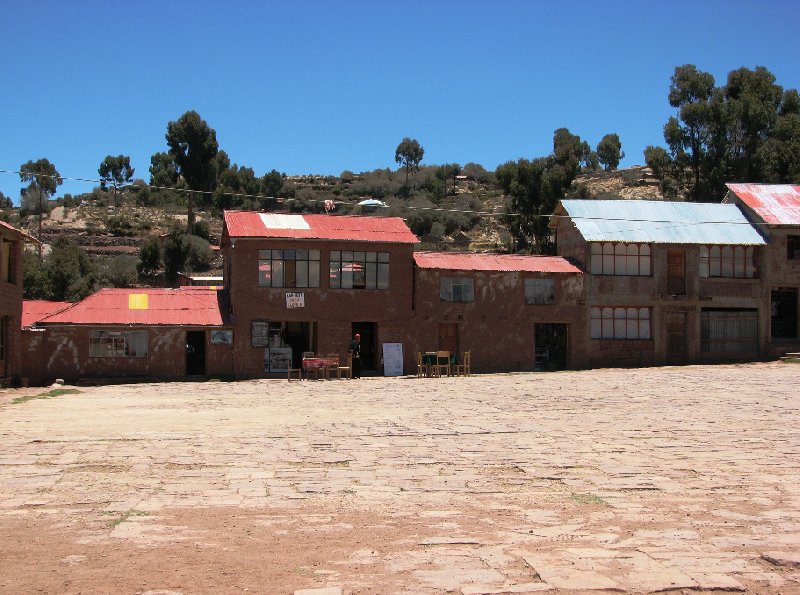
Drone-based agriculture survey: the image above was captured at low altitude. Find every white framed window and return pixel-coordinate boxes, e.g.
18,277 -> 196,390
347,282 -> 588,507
89,330 -> 148,357
591,307 -> 651,340
440,277 -> 474,302
590,243 -> 651,276
329,251 -> 389,289
524,278 -> 555,305
258,249 -> 320,288
699,246 -> 757,279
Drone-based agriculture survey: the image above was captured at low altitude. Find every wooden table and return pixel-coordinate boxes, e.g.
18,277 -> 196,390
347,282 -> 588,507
302,357 -> 339,379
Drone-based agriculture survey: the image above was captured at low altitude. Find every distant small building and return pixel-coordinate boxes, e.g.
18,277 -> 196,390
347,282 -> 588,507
28,288 -> 233,383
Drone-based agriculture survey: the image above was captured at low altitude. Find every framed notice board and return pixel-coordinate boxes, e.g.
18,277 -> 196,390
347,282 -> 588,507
382,343 -> 404,377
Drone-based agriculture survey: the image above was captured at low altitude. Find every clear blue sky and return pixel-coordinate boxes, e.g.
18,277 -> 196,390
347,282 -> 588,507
2,0 -> 799,203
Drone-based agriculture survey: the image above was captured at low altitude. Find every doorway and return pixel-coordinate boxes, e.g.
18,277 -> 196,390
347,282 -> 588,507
438,323 -> 459,354
666,311 -> 687,361
284,321 -> 315,369
352,322 -> 376,373
534,324 -> 568,370
186,331 -> 206,375
772,288 -> 798,339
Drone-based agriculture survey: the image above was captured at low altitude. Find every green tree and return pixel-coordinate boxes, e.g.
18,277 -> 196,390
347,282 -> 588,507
435,163 -> 462,196
596,134 -> 625,171
98,155 -> 135,206
165,111 -> 220,233
724,66 -> 784,181
149,151 -> 179,187
19,158 -> 62,251
496,129 -> 586,254
758,89 -> 800,182
395,137 -> 425,194
163,227 -> 188,286
45,236 -> 96,301
138,236 -> 163,277
646,64 -> 798,200
261,169 -> 284,210
98,255 -> 138,288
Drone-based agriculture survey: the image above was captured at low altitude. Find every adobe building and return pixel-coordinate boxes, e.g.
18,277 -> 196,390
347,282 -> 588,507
724,184 -> 800,358
0,220 -> 37,386
412,251 -> 586,373
222,211 -> 419,376
29,288 -> 233,383
21,300 -> 70,387
551,199 -> 768,367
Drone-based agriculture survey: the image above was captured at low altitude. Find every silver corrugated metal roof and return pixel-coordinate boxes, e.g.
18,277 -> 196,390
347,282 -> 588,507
558,200 -> 766,245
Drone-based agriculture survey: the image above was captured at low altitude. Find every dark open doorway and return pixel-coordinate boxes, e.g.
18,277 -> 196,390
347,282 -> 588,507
351,322 -> 376,373
534,323 -> 568,371
186,331 -> 206,375
772,288 -> 798,340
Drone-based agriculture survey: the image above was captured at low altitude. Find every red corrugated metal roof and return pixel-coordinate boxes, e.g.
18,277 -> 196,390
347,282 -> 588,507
224,211 -> 418,243
413,251 -> 583,273
22,300 -> 71,328
38,288 -> 225,326
726,183 -> 800,225
0,220 -> 38,243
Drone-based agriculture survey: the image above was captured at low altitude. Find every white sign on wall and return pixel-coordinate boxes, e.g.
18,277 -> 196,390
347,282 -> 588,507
286,292 -> 305,309
382,343 -> 404,377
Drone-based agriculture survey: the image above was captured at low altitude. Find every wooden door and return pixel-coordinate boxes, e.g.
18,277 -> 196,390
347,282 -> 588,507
438,323 -> 459,355
666,312 -> 686,361
667,250 -> 685,295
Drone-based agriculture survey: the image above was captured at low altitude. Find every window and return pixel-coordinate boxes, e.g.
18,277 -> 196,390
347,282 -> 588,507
329,251 -> 389,289
440,277 -> 474,302
699,246 -> 757,278
591,307 -> 651,340
701,309 -> 758,352
2,240 -> 14,284
524,278 -> 555,305
89,331 -> 148,357
788,236 -> 800,261
590,243 -> 651,276
258,249 -> 320,288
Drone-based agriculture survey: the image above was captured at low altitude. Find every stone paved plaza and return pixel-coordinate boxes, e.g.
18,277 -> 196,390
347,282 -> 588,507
1,363 -> 799,594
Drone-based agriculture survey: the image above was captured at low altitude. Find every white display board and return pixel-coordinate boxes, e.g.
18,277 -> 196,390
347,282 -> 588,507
382,343 -> 404,377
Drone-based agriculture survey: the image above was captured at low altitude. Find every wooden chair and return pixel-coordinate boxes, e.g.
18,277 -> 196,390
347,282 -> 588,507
337,353 -> 352,379
433,350 -> 451,377
325,353 -> 339,379
288,363 -> 303,381
455,351 -> 471,376
416,352 -> 428,378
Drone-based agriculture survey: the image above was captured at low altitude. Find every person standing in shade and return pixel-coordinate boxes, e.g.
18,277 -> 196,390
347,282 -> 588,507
349,333 -> 362,379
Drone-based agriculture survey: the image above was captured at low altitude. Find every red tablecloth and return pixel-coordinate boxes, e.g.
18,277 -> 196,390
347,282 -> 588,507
302,357 -> 339,370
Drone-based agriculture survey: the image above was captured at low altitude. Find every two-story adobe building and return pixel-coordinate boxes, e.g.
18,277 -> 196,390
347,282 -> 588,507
413,251 -> 585,372
222,211 -> 419,376
551,199 -> 768,368
724,184 -> 800,358
1,220 -> 37,386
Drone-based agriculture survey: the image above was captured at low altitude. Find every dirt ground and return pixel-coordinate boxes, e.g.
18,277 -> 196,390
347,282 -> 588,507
1,363 -> 799,594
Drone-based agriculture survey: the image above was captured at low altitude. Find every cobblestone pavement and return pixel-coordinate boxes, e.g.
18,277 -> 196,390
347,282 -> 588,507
1,362 -> 799,594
